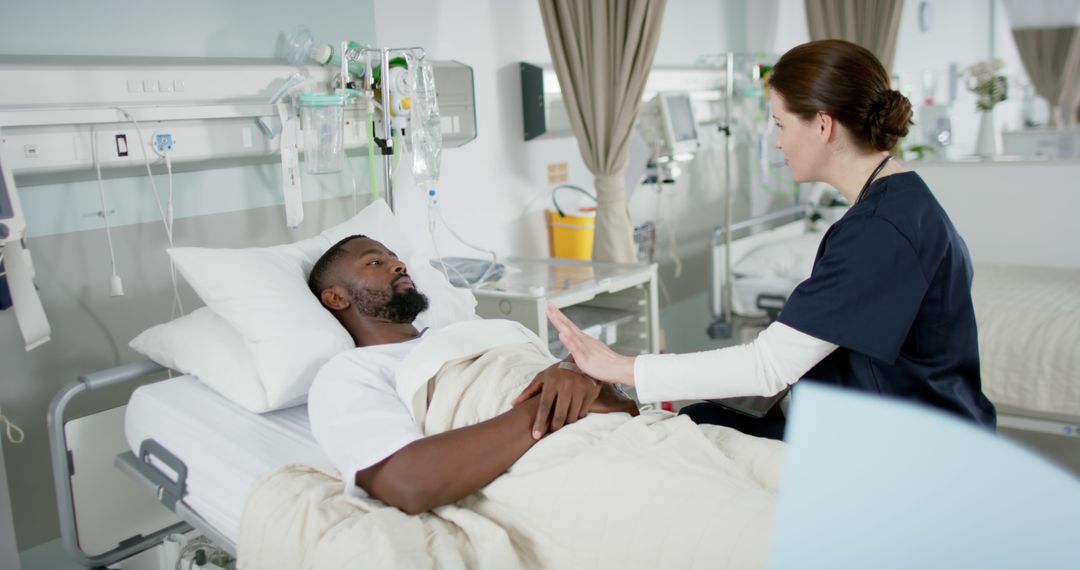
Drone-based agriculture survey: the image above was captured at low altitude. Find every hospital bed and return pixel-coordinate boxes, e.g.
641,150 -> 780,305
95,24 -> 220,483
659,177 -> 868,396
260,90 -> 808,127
52,357 -> 786,569
707,203 -> 825,340
706,207 -> 1080,439
49,360 -> 332,566
969,264 -> 1080,436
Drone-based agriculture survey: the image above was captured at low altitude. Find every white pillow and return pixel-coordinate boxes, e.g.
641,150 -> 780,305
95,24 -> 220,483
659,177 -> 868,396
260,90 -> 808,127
733,232 -> 823,282
163,199 -> 476,412
130,307 -> 266,407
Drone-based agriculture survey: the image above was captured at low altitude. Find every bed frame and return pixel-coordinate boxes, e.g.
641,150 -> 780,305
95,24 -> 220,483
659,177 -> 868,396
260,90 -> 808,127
996,406 -> 1080,439
47,361 -> 235,568
707,203 -> 814,340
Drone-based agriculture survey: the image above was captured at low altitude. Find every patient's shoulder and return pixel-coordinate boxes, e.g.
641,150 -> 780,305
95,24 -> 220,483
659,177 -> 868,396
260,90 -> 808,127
311,341 -> 418,395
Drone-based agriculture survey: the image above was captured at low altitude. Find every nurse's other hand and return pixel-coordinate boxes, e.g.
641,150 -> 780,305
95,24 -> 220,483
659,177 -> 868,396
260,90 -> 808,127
546,303 -> 636,387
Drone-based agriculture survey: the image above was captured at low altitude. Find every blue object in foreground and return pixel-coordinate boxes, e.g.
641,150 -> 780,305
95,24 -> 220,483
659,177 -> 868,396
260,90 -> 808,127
770,383 -> 1080,570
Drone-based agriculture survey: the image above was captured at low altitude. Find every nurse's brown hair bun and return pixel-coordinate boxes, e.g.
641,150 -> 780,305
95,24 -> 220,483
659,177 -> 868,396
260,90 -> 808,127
865,89 -> 913,152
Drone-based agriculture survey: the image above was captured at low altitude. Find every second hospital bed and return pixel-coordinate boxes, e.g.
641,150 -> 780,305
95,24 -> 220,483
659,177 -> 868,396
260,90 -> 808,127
707,207 -> 1080,437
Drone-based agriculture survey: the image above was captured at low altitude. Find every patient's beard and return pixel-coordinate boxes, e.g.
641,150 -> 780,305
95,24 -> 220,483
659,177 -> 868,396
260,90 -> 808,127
348,283 -> 429,324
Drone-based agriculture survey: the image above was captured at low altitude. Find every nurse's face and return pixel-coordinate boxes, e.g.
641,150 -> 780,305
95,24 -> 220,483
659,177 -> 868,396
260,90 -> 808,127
770,90 -> 828,182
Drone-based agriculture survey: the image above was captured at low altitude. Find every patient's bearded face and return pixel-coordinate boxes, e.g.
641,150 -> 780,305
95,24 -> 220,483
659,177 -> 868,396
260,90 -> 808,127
346,276 -> 429,323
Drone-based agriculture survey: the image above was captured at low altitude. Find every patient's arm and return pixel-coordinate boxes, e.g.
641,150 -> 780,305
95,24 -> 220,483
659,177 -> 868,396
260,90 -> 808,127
518,363 -> 605,438
355,396 -> 543,515
513,363 -> 638,429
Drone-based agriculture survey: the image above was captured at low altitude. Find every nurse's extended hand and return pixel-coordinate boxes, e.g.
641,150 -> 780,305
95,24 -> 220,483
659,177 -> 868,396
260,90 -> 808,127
546,303 -> 636,387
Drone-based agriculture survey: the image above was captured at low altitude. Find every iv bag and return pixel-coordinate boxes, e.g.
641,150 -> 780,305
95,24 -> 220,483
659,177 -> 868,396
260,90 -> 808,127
411,59 -> 442,188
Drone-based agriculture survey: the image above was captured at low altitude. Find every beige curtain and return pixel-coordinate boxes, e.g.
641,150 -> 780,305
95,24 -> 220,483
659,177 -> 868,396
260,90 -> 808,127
538,0 -> 667,263
805,0 -> 905,71
1011,27 -> 1080,126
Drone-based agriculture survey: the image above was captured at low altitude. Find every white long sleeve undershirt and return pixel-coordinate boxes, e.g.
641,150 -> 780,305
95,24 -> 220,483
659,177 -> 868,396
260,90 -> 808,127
632,322 -> 839,404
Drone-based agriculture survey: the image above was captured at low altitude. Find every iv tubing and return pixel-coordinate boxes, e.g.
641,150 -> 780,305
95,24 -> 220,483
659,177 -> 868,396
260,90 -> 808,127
380,48 -> 394,211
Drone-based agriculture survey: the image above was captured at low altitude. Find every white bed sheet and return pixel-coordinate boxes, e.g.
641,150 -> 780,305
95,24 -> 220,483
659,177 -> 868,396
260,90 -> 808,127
125,376 -> 336,543
730,230 -> 822,318
972,264 -> 1080,417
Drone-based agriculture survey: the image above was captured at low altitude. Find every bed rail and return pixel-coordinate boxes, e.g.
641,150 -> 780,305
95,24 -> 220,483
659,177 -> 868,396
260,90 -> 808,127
708,204 -> 813,339
115,449 -> 237,555
47,360 -> 191,568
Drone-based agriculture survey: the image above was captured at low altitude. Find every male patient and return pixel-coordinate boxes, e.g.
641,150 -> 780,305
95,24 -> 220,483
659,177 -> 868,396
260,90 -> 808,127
306,234 -> 637,515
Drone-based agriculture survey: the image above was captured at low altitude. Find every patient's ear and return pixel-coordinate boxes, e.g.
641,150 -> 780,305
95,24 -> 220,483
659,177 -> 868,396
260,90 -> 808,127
320,286 -> 351,311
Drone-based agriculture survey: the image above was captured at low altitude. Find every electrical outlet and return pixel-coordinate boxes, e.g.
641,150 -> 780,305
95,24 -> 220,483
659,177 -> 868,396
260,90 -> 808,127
547,162 -> 568,185
154,133 -> 174,152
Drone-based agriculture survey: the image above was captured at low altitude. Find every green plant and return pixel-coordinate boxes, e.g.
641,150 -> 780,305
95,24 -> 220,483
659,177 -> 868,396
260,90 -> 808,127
889,140 -> 939,161
965,59 -> 1008,111
904,143 -> 940,160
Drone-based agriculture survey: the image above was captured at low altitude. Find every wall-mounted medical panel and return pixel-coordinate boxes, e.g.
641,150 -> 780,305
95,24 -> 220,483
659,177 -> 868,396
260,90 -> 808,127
520,62 -> 728,141
0,55 -> 475,174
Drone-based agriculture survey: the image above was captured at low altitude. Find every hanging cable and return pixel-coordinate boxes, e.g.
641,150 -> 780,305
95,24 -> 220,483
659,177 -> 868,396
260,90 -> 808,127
0,406 -> 25,444
113,108 -> 172,243
113,107 -> 185,318
163,154 -> 184,318
433,202 -> 499,288
344,155 -> 361,214
90,125 -> 124,297
654,180 -> 683,278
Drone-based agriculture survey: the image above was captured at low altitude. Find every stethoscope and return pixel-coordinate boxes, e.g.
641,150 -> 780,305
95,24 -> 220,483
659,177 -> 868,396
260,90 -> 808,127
854,155 -> 893,204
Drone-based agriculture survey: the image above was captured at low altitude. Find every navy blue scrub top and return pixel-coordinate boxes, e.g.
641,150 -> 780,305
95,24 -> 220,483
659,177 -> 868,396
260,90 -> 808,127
778,171 -> 996,428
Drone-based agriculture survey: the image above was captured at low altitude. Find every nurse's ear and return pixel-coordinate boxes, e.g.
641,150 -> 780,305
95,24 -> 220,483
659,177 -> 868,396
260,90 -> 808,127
815,111 -> 837,143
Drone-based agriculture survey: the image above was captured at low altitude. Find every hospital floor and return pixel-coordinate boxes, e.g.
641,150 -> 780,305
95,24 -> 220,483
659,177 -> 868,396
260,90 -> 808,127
999,428 -> 1080,477
21,537 -> 171,570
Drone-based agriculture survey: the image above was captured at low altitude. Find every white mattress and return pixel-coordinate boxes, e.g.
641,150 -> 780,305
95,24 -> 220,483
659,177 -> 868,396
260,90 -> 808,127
125,376 -> 336,543
972,264 -> 1080,417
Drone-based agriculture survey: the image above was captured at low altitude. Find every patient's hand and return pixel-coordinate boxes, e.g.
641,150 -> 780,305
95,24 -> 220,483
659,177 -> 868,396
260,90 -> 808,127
589,384 -> 640,417
512,362 -> 602,440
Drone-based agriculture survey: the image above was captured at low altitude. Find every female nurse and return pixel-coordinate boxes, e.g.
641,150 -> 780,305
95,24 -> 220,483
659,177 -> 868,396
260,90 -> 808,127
544,39 -> 996,439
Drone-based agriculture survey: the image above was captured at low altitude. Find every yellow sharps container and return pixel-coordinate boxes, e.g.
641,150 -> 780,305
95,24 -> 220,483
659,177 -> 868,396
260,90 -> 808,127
545,185 -> 598,260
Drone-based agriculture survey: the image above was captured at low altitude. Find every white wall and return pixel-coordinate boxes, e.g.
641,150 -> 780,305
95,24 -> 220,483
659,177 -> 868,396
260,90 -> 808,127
769,0 -> 810,54
919,160 -> 1080,268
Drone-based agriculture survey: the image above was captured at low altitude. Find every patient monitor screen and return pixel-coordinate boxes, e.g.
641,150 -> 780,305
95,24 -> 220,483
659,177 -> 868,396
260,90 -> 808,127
666,94 -> 698,143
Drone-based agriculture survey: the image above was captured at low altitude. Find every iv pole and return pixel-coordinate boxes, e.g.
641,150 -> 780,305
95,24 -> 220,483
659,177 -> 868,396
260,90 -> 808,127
379,47 -> 394,211
352,45 -> 426,213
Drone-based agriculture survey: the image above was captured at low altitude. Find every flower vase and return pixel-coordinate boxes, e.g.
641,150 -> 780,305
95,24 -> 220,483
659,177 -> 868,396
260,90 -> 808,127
975,110 -> 999,157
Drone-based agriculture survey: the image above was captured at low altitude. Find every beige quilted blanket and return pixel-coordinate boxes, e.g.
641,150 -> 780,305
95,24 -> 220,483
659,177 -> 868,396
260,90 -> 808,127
238,343 -> 785,569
